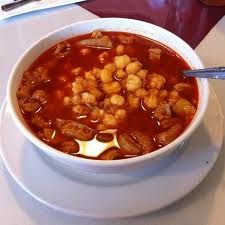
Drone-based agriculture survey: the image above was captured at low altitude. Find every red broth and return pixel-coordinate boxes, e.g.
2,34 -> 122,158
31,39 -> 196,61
17,31 -> 198,160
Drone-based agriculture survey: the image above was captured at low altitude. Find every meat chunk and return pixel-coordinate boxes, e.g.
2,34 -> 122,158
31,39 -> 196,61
154,103 -> 171,121
155,123 -> 183,146
19,98 -> 41,113
16,86 -> 30,99
174,83 -> 193,92
25,67 -> 49,86
91,30 -> 103,39
117,132 -> 142,155
56,119 -> 97,141
43,128 -> 55,140
31,115 -> 50,128
173,98 -> 196,117
130,130 -> 155,153
59,140 -> 80,154
118,130 -> 154,155
99,147 -> 121,160
54,41 -> 71,57
17,67 -> 49,99
117,34 -> 136,45
78,35 -> 113,49
148,48 -> 161,62
96,133 -> 114,143
32,90 -> 47,104
160,118 -> 181,129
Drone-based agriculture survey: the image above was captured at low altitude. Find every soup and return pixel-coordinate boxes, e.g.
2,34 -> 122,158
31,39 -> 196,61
16,31 -> 198,160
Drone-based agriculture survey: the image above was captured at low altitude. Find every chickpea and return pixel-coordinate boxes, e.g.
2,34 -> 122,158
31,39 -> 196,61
72,82 -> 84,94
116,45 -> 125,54
126,74 -> 142,92
64,96 -> 72,106
114,55 -> 131,69
107,105 -> 119,114
135,88 -> 148,98
72,105 -> 90,116
71,67 -> 82,76
102,113 -> 118,128
85,71 -> 96,81
75,76 -> 84,84
115,69 -> 126,79
110,94 -> 125,106
71,95 -> 82,105
127,94 -> 140,109
159,90 -> 168,100
99,52 -> 109,63
102,81 -> 121,95
90,107 -> 103,121
149,73 -> 166,89
148,88 -> 159,95
81,92 -> 96,105
87,87 -> 102,100
97,123 -> 108,131
137,69 -> 148,79
100,69 -> 113,83
104,63 -> 117,73
126,61 -> 142,74
144,94 -> 159,109
168,90 -> 180,106
83,79 -> 98,88
103,98 -> 112,108
115,109 -> 127,120
80,48 -> 91,55
93,67 -> 101,79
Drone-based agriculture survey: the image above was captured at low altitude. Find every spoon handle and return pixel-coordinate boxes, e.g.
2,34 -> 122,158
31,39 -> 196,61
1,0 -> 37,12
183,67 -> 225,79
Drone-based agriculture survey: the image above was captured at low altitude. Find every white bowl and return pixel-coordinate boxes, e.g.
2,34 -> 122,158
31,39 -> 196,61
7,18 -> 209,173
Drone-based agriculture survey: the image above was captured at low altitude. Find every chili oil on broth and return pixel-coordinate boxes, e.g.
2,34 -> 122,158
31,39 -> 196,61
16,31 -> 198,160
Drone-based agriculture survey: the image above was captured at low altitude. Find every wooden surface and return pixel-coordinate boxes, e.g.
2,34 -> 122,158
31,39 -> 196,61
79,0 -> 225,48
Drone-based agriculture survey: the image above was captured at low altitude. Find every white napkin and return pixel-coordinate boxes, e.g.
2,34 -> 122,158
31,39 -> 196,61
0,0 -> 86,20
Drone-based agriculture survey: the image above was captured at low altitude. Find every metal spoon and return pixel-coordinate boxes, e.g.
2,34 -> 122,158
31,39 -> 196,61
1,0 -> 41,12
183,67 -> 225,79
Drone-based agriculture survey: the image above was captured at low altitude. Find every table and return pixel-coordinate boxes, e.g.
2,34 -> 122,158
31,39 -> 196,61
80,0 -> 225,48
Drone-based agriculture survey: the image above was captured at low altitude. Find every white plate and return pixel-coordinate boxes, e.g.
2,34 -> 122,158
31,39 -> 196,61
0,87 -> 224,219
